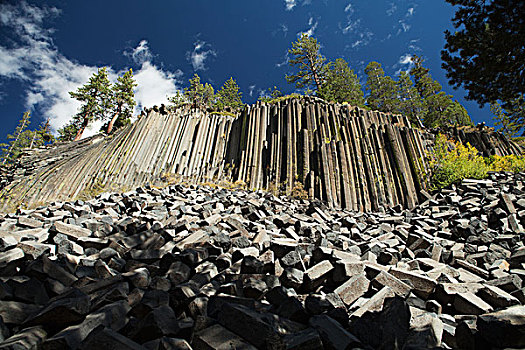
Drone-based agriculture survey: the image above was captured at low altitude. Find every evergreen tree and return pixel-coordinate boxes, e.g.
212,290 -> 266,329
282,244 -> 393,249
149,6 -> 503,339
409,56 -> 472,128
215,77 -> 244,110
443,100 -> 471,127
0,112 -> 54,165
365,61 -> 398,113
1,111 -> 31,165
184,74 -> 215,107
441,0 -> 525,106
491,99 -> 524,137
68,67 -> 112,141
167,91 -> 187,108
318,58 -> 364,106
396,71 -> 424,126
258,87 -> 283,103
57,121 -> 81,142
105,69 -> 136,134
409,56 -> 442,99
286,34 -> 326,92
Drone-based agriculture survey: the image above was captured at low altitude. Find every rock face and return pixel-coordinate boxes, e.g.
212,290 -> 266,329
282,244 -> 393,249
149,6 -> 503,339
440,124 -> 523,157
0,171 -> 523,348
1,98 -> 432,212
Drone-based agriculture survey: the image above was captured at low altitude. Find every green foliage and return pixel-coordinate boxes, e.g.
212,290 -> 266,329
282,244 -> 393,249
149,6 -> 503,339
103,69 -> 137,134
487,154 -> 525,173
258,86 -> 283,102
396,71 -> 424,125
441,0 -> 525,106
214,77 -> 244,110
430,134 -> 489,190
67,67 -> 112,140
167,91 -> 188,108
57,120 -> 81,142
365,61 -> 398,113
409,56 -> 472,128
318,58 -> 364,106
259,93 -> 303,104
286,34 -> 326,91
490,98 -> 525,137
210,111 -> 237,117
184,74 -> 215,107
443,100 -> 471,126
0,112 -> 54,165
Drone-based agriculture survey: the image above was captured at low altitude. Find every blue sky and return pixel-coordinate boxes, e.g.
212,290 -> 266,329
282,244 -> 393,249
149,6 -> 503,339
0,0 -> 493,143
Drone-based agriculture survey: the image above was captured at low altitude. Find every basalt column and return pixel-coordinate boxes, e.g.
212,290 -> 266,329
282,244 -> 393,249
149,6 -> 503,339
226,97 -> 431,211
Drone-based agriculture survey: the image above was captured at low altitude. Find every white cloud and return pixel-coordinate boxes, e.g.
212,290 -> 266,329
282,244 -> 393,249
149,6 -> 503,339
399,54 -> 413,65
248,85 -> 256,97
349,31 -> 374,49
284,0 -> 297,11
298,17 -> 318,37
407,7 -> 414,16
0,2 -> 182,139
186,39 -> 216,71
394,53 -> 416,75
341,19 -> 360,34
339,4 -> 374,48
386,2 -> 397,16
276,52 -> 290,68
400,21 -> 411,32
272,24 -> 289,37
134,61 -> 181,111
126,39 -> 153,65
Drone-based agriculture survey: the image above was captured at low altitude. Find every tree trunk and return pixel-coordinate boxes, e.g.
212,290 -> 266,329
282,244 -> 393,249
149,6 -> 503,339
73,114 -> 90,141
106,112 -> 119,134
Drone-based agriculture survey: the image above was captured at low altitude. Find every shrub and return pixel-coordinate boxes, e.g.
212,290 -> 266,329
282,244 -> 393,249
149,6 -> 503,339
487,154 -> 525,172
430,134 -> 489,190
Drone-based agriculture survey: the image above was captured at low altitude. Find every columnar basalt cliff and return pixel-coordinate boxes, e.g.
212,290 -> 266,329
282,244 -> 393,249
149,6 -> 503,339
438,124 -> 523,157
0,97 -> 522,212
226,97 -> 429,211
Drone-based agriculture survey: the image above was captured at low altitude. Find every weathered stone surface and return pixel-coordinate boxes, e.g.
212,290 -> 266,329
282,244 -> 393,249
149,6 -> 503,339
477,305 -> 525,348
192,323 -> 256,350
0,169 -> 522,350
349,296 -> 411,349
334,273 -> 369,307
79,327 -> 144,350
309,314 -> 361,349
53,221 -> 91,240
0,327 -> 46,350
217,302 -> 305,348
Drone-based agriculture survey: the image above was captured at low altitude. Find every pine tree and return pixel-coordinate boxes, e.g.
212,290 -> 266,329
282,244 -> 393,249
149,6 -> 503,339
215,77 -> 244,110
365,61 -> 398,113
184,74 -> 215,107
396,71 -> 424,126
167,91 -> 187,109
57,121 -> 81,142
443,100 -> 471,127
441,0 -> 525,106
68,67 -> 112,141
491,100 -> 523,137
105,69 -> 136,134
258,87 -> 283,103
286,34 -> 326,92
409,56 -> 472,128
0,112 -> 54,165
1,111 -> 31,165
318,58 -> 364,106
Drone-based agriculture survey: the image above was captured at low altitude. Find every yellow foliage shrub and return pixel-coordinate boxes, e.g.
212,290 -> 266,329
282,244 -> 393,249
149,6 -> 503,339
430,134 -> 489,190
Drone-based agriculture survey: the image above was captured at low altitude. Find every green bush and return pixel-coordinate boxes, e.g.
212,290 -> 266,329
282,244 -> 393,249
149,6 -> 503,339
486,154 -> 525,172
430,134 -> 489,190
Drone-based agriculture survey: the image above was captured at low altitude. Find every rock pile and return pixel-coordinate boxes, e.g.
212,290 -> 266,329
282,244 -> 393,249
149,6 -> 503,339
0,172 -> 524,349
